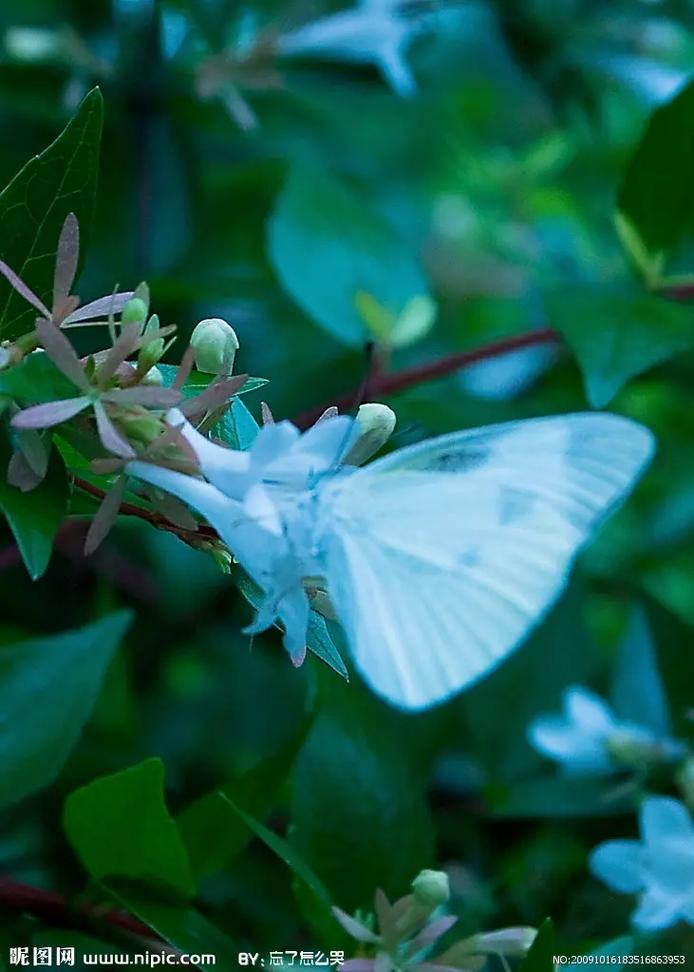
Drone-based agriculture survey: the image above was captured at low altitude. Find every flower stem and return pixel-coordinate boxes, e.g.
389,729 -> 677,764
293,327 -> 559,429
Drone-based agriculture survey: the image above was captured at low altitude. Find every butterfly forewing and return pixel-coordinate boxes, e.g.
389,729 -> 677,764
320,414 -> 654,711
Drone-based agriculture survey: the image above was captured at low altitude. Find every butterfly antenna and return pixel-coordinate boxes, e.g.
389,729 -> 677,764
324,340 -> 377,474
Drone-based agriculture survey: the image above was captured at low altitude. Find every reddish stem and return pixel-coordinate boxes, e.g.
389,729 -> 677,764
0,876 -> 156,940
293,327 -> 559,428
73,477 -> 217,544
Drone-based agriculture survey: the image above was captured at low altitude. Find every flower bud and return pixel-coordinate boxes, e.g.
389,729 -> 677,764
343,403 -> 396,466
190,318 -> 239,375
605,728 -> 683,769
411,869 -> 450,908
121,296 -> 148,329
141,365 -> 164,386
138,314 -> 166,371
118,408 -> 163,446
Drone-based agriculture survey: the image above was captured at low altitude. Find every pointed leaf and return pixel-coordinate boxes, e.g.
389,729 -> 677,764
619,77 -> 694,258
0,424 -> 68,578
64,758 -> 194,898
0,89 -> 103,339
0,611 -> 132,810
268,164 -> 430,347
547,288 -> 694,407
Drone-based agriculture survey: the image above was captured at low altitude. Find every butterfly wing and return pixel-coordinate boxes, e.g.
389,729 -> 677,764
320,413 -> 654,710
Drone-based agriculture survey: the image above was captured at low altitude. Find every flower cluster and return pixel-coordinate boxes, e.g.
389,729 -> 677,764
528,685 -> 685,775
528,685 -> 692,932
590,797 -> 694,931
334,869 -> 536,971
0,213 -> 246,540
0,212 -> 398,654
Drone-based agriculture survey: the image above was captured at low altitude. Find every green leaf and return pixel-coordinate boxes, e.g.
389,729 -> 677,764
221,795 -> 332,905
0,610 -> 132,810
178,719 -> 312,882
213,398 -> 260,450
618,77 -> 694,259
104,880 -> 236,970
610,607 -> 672,736
158,365 -> 267,399
63,757 -> 195,898
234,567 -> 348,678
0,88 -> 103,340
290,711 -> 435,910
306,612 -> 349,681
518,919 -> 555,972
268,164 -> 430,347
0,353 -> 77,404
0,423 -> 68,579
546,288 -> 694,407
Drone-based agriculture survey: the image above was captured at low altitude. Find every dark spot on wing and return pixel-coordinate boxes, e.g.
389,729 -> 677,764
457,547 -> 481,568
402,446 -> 490,472
499,486 -> 534,525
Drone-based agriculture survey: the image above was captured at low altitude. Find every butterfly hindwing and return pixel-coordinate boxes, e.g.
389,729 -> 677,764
320,413 -> 654,710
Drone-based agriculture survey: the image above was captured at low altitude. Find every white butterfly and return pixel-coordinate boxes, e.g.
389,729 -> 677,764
129,411 -> 654,711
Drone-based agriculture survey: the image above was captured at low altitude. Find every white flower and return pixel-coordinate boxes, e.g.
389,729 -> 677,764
590,797 -> 694,931
128,410 -> 358,663
527,685 -> 685,774
277,0 -> 420,97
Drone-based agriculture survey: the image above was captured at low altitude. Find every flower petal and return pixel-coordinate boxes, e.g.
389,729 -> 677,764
179,373 -> 247,419
564,685 -> 615,734
0,260 -> 50,317
96,325 -> 141,387
53,212 -> 79,306
589,839 -> 645,893
631,887 -> 682,931
12,397 -> 91,429
63,291 -> 135,323
166,408 -> 250,497
36,318 -> 89,390
93,400 -> 136,459
127,459 -> 241,535
331,906 -> 380,944
527,715 -> 610,770
104,386 -> 181,408
84,475 -> 127,555
641,797 -> 694,848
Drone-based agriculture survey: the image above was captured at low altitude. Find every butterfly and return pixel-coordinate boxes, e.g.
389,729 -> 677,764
129,410 -> 654,711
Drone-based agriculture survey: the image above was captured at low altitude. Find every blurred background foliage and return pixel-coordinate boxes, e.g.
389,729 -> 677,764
0,0 -> 694,968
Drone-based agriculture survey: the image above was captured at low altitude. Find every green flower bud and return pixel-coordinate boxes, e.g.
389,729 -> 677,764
121,296 -> 148,329
411,869 -> 450,908
343,403 -> 397,466
605,729 -> 677,769
138,314 -> 166,371
141,365 -> 164,386
118,409 -> 162,446
190,318 -> 239,375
